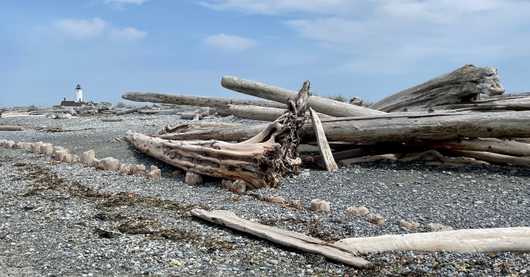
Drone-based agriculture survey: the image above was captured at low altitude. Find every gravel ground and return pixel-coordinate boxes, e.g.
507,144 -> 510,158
1,114 -> 529,276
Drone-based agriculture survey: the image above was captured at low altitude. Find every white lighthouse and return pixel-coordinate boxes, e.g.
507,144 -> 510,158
75,84 -> 84,102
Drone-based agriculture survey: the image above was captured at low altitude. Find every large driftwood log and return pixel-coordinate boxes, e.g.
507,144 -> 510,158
128,81 -> 312,188
451,150 -> 530,167
161,111 -> 530,145
334,227 -> 530,254
122,92 -> 286,109
226,104 -> 334,122
371,65 -> 505,112
221,76 -> 384,117
191,209 -> 371,268
441,95 -> 530,112
429,138 -> 530,157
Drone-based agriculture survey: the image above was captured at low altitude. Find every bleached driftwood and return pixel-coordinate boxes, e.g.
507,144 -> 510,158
334,227 -> 530,253
158,122 -> 241,135
309,108 -> 337,171
221,76 -> 384,117
127,81 -> 312,189
122,92 -> 286,109
429,138 -> 530,157
451,150 -> 530,167
226,104 -> 334,122
191,209 -> 371,268
371,65 -> 505,112
0,125 -> 25,131
441,95 -> 530,112
161,111 -> 530,145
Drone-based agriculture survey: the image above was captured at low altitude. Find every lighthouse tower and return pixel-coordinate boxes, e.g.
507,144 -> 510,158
75,84 -> 84,102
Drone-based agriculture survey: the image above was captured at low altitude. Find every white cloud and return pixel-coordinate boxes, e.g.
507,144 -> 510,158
54,18 -> 147,41
110,27 -> 147,41
104,0 -> 149,6
54,18 -> 107,40
200,0 -> 357,15
204,33 -> 256,51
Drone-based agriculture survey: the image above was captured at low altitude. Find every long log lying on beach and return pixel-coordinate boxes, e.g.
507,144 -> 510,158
191,209 -> 371,268
0,125 -> 25,131
429,138 -> 530,157
128,81 -> 312,189
161,111 -> 530,144
221,76 -> 384,117
122,92 -> 287,109
226,104 -> 334,122
451,150 -> 530,167
441,95 -> 530,112
334,227 -> 530,254
370,65 -> 505,112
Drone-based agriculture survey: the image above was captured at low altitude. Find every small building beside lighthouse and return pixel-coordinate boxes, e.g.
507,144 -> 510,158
60,84 -> 87,107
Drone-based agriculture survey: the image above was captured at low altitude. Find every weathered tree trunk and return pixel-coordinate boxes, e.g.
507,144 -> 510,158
191,209 -> 371,268
161,111 -> 530,145
221,76 -> 385,117
371,65 -> 505,112
334,227 -> 530,253
128,81 -> 312,188
226,104 -> 334,122
0,125 -> 25,131
441,95 -> 530,112
122,92 -> 286,109
450,150 -> 530,167
227,105 -> 287,121
428,138 -> 530,157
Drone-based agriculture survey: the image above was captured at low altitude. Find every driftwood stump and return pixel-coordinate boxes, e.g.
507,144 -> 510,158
127,81 -> 312,189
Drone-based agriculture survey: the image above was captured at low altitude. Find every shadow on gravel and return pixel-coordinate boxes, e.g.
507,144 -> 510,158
353,161 -> 530,178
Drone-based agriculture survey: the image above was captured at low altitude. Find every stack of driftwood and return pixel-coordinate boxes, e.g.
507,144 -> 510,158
123,64 -> 530,189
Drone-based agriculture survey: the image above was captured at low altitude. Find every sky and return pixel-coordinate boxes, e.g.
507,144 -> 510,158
1,0 -> 530,107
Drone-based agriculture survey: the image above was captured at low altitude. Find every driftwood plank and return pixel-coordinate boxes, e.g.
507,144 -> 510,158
334,227 -> 530,254
191,209 -> 371,268
221,76 -> 385,117
309,108 -> 338,171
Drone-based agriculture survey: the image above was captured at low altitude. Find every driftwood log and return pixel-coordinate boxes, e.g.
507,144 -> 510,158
160,111 -> 530,145
335,227 -> 530,253
191,209 -> 371,268
122,92 -> 286,109
0,125 -> 25,131
221,76 -> 384,117
127,81 -> 312,189
226,104 -> 334,122
370,65 -> 505,112
441,95 -> 530,112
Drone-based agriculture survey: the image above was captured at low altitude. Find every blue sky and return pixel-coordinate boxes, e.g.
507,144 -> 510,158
1,0 -> 530,107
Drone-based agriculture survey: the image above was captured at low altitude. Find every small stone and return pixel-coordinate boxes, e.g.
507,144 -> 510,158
31,142 -> 44,154
40,143 -> 54,156
367,213 -> 385,225
310,199 -> 331,213
185,172 -> 203,186
427,223 -> 454,232
222,179 -> 247,193
130,164 -> 146,175
80,150 -> 96,166
95,157 -> 121,171
118,164 -> 132,175
146,165 -> 161,180
399,219 -> 420,231
267,195 -> 286,204
345,206 -> 370,217
53,150 -> 69,162
290,200 -> 303,209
